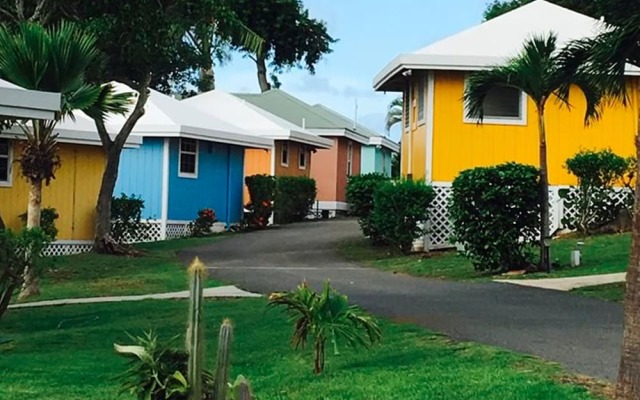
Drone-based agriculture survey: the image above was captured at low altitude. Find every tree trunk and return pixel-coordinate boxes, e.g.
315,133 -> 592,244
314,339 -> 325,374
256,52 -> 271,93
18,178 -> 42,299
616,132 -> 640,399
537,105 -> 551,273
93,147 -> 124,254
198,65 -> 215,92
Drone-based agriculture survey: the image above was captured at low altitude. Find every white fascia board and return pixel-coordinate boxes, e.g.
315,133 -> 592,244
309,128 -> 369,145
288,130 -> 334,149
4,125 -> 142,148
0,87 -> 61,118
368,136 -> 400,153
180,125 -> 273,149
374,53 -> 640,91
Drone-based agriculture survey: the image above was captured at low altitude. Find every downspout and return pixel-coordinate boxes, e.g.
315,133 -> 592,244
160,138 -> 170,240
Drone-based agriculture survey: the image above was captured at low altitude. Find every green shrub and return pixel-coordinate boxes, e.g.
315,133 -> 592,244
19,207 -> 59,240
189,208 -> 217,237
111,194 -> 145,243
346,173 -> 390,243
0,228 -> 51,321
560,149 -> 630,235
370,179 -> 435,254
274,176 -> 317,224
449,163 -> 540,272
245,174 -> 276,229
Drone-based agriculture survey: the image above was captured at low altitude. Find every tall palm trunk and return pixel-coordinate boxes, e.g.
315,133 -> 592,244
18,177 -> 42,299
616,130 -> 640,400
537,103 -> 551,272
198,65 -> 215,92
94,146 -> 123,253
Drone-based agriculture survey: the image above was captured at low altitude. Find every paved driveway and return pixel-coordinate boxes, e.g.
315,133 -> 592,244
182,219 -> 624,381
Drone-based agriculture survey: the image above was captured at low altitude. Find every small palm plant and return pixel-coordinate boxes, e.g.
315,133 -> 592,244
268,281 -> 382,374
385,97 -> 403,132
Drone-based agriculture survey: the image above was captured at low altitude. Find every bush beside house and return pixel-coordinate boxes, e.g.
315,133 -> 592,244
274,176 -> 317,224
346,173 -> 390,243
245,174 -> 276,229
449,163 -> 540,273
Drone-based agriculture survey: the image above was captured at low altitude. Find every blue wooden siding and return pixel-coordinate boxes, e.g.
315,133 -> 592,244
360,146 -> 377,175
376,148 -> 393,177
361,146 -> 393,177
167,138 -> 245,224
115,137 -> 164,219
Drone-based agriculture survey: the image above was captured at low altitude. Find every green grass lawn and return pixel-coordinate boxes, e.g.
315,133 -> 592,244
21,236 -> 225,303
572,283 -> 626,302
0,298 -> 608,400
339,233 -> 631,281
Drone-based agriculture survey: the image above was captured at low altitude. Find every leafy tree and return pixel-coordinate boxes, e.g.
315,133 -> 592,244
463,33 -> 602,272
482,0 -> 634,25
567,11 -> 640,398
385,97 -> 402,132
0,22 -> 130,296
268,281 -> 381,374
229,0 -> 337,92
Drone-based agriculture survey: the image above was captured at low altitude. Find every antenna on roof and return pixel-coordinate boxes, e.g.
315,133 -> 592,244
353,98 -> 358,130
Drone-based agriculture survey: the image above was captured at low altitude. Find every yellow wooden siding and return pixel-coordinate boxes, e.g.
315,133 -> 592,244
0,141 -> 105,240
243,148 -> 271,203
400,74 -> 428,180
430,71 -> 637,184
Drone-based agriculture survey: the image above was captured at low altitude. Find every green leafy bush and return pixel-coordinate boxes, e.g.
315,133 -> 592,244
274,176 -> 317,224
346,173 -> 390,243
370,179 -> 435,254
449,163 -> 540,272
189,208 -> 217,237
0,228 -> 51,321
111,194 -> 145,243
245,174 -> 276,229
560,149 -> 630,235
19,207 -> 59,240
268,281 -> 381,374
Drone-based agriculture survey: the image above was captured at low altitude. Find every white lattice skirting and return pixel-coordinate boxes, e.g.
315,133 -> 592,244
424,184 -> 631,251
43,220 -> 208,256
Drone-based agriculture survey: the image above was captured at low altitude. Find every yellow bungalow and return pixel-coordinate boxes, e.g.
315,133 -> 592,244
0,109 -> 141,255
373,0 -> 639,248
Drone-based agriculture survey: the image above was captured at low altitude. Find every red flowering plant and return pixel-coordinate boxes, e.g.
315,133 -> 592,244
189,208 -> 217,237
244,175 -> 275,229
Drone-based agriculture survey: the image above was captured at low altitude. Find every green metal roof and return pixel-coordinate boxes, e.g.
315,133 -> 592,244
311,104 -> 380,138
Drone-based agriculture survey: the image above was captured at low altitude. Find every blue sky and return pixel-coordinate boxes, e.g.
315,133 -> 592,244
215,0 -> 489,142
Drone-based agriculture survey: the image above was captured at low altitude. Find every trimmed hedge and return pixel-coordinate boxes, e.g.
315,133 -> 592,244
245,174 -> 276,229
449,163 -> 540,272
346,173 -> 390,243
274,176 -> 317,224
371,179 -> 435,254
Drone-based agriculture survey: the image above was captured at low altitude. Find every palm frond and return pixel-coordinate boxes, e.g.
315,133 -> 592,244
82,84 -> 134,123
385,97 -> 403,132
464,67 -> 520,121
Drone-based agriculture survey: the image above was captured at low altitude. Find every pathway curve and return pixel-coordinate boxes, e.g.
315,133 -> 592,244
9,286 -> 260,309
183,219 -> 624,381
496,273 -> 626,291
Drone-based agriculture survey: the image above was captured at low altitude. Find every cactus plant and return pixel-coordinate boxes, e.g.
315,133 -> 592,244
232,376 -> 253,400
213,319 -> 233,400
187,257 -> 205,400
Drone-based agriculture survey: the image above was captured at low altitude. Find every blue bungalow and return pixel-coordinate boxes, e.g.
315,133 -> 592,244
111,86 -> 272,239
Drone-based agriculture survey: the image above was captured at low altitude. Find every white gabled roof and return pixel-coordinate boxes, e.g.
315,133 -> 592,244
183,90 -> 332,149
374,0 -> 640,91
49,83 -> 272,150
0,79 -> 60,120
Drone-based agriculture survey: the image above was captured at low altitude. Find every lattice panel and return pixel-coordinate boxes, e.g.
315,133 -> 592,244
44,242 -> 93,257
120,221 -> 163,244
427,185 -> 454,249
557,187 -> 632,230
166,222 -> 191,239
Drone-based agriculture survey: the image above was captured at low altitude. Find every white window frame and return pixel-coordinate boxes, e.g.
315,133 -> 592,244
298,144 -> 307,170
463,79 -> 528,126
347,141 -> 353,176
281,142 -> 289,167
0,138 -> 12,187
417,77 -> 426,125
178,138 -> 199,179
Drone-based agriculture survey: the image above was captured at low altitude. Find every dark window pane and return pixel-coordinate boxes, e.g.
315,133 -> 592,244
180,153 -> 196,174
0,160 -> 7,182
181,139 -> 197,153
0,139 -> 7,156
484,87 -> 521,118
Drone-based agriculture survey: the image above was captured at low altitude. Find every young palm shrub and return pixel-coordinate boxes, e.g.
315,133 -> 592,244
268,281 -> 382,374
463,33 -> 602,272
0,22 -> 131,298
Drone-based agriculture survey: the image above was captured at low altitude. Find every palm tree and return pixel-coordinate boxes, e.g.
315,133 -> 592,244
268,281 -> 381,374
0,22 -> 131,298
463,33 -> 602,272
385,97 -> 403,133
569,16 -> 640,399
